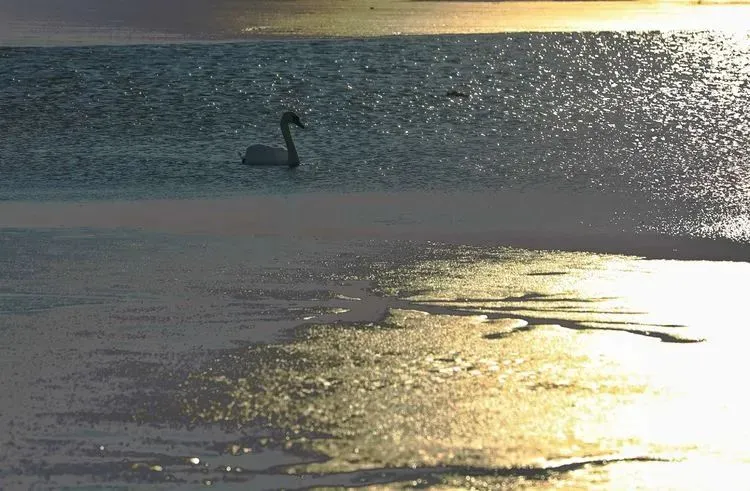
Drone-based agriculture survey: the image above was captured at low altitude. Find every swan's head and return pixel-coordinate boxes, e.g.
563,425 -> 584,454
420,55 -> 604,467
282,111 -> 305,129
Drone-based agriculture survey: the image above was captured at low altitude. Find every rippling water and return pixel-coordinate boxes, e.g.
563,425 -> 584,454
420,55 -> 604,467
3,31 -> 750,489
2,32 -> 749,233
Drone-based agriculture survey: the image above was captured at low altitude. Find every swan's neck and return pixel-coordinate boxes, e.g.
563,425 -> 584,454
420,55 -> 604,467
281,122 -> 299,166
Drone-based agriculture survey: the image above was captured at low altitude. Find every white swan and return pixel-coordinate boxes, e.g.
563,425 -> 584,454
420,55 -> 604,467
241,111 -> 305,168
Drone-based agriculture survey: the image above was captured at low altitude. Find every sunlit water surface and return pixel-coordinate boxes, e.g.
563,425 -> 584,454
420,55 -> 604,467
4,0 -> 750,43
1,31 -> 750,489
2,31 -> 750,240
2,232 -> 750,489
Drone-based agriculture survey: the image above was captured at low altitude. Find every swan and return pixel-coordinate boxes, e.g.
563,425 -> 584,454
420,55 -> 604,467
241,111 -> 305,168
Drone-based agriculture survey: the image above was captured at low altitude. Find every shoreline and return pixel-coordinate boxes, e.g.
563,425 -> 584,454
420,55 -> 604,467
2,0 -> 750,48
1,191 -> 749,262
0,27 -> 744,50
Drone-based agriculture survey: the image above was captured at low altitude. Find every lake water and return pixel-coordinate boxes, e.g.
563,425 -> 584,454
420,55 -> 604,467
2,32 -> 750,241
1,31 -> 750,489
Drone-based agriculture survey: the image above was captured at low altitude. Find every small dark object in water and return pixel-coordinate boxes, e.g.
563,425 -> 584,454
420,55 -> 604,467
446,90 -> 469,98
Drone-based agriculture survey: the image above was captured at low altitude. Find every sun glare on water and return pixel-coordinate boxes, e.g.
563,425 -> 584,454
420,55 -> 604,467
232,0 -> 750,37
177,247 -> 750,487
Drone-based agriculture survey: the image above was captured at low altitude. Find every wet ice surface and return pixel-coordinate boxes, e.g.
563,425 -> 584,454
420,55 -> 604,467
2,228 -> 750,489
0,229 -> 386,488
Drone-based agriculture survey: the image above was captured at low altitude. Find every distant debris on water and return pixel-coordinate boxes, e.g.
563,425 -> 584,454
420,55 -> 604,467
446,89 -> 469,98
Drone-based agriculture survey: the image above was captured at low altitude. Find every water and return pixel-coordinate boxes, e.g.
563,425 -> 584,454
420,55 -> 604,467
2,32 -> 749,242
3,31 -> 750,489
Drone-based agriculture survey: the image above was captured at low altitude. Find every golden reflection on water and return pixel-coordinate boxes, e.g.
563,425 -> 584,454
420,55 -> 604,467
179,248 -> 750,487
231,0 -> 750,36
391,249 -> 750,485
5,0 -> 750,45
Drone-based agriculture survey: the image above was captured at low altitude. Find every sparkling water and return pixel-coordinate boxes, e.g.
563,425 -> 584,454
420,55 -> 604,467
2,32 -> 749,241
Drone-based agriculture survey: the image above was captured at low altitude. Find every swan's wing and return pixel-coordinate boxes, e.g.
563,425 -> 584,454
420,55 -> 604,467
242,144 -> 288,166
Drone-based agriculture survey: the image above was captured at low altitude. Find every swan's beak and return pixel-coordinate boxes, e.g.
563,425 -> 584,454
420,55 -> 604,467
295,121 -> 305,129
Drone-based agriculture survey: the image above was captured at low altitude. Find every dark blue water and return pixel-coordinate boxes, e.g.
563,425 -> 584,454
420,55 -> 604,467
1,32 -> 749,227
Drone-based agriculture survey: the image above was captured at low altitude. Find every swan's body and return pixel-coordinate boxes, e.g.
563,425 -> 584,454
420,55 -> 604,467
241,111 -> 305,168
